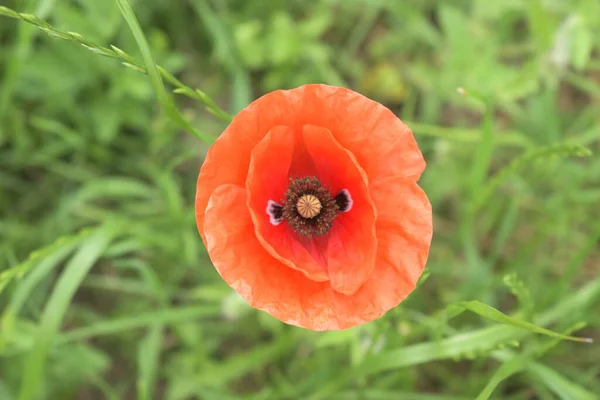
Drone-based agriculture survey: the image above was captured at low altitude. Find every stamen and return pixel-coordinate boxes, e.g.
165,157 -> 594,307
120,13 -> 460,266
266,179 -> 353,236
334,189 -> 353,213
296,194 -> 321,218
266,200 -> 284,225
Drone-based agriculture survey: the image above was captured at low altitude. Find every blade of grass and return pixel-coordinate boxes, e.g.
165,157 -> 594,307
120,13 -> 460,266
447,301 -> 591,343
81,275 -> 156,297
493,349 -> 598,400
487,200 -> 520,266
476,323 -> 588,400
196,336 -> 296,387
114,0 -> 215,144
309,277 -> 600,399
405,121 -> 531,148
344,5 -> 381,57
0,227 -> 94,295
0,243 -> 76,350
333,391 -> 470,400
89,376 -> 120,400
527,362 -> 598,400
357,324 -> 522,375
59,306 -> 219,343
0,6 -> 232,125
457,88 -> 494,299
472,143 -> 592,212
475,355 -> 530,400
458,88 -> 495,195
190,0 -> 251,112
2,306 -> 221,357
558,219 -> 600,297
137,325 -> 163,400
18,226 -> 115,400
0,0 -> 57,131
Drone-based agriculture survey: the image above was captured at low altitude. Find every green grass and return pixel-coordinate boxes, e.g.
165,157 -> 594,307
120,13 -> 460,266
1,0 -> 600,399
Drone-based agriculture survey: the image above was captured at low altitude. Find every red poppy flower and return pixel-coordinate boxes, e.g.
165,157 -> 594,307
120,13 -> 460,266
196,84 -> 432,330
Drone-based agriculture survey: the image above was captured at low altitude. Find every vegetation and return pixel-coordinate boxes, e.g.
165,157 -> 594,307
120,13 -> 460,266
1,0 -> 599,399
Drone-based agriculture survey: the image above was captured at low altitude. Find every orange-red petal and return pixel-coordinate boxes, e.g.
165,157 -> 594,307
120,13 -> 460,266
302,125 -> 377,295
295,85 -> 425,185
203,180 -> 431,330
369,177 -> 433,289
195,84 -> 424,245
196,84 -> 431,330
324,178 -> 432,325
195,89 -> 303,244
246,126 -> 329,282
204,183 -> 339,330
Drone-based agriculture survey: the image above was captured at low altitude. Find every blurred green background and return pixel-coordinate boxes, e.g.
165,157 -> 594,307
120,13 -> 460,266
1,0 -> 600,399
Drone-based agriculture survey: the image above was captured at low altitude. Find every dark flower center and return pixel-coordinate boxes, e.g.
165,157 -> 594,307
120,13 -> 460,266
265,177 -> 354,237
281,177 -> 338,237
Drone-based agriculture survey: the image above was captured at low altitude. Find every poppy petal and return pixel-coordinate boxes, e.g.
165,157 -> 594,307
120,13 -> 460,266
204,182 -> 431,330
196,84 -> 424,245
298,85 -> 425,185
247,126 -> 329,282
302,125 -> 377,295
323,178 -> 432,326
204,183 -> 339,330
195,89 -> 301,244
196,84 -> 432,330
369,177 -> 432,289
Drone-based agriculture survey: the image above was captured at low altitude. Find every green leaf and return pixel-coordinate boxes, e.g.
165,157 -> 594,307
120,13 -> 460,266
571,21 -> 593,71
527,0 -> 555,52
447,301 -> 591,343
